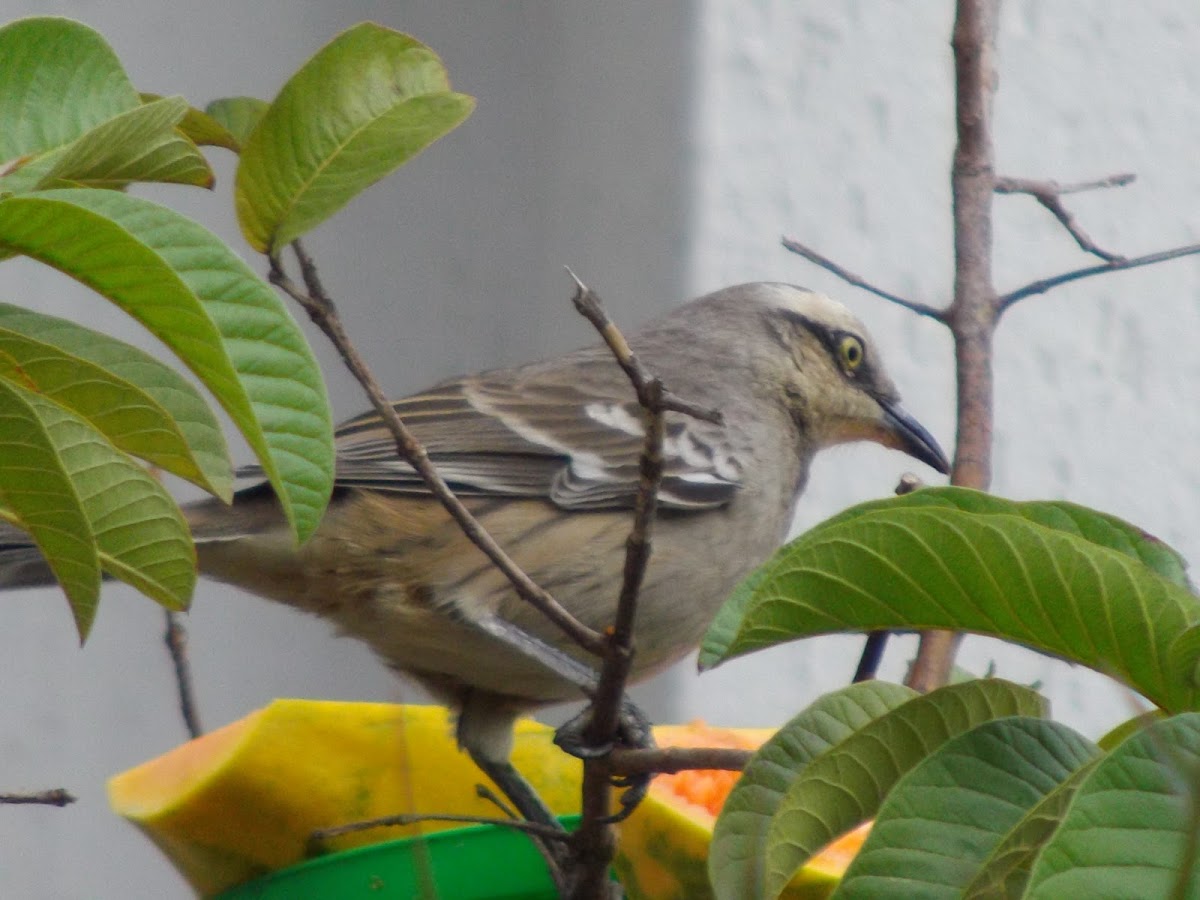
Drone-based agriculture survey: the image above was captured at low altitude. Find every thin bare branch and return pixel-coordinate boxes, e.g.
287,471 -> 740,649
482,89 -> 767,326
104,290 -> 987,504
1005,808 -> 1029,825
995,172 -> 1135,196
568,271 -> 669,900
999,242 -> 1200,313
854,474 -> 926,684
995,174 -> 1133,261
0,789 -> 75,807
308,811 -> 571,851
781,237 -> 946,321
164,611 -> 202,739
607,745 -> 751,777
269,243 -> 606,658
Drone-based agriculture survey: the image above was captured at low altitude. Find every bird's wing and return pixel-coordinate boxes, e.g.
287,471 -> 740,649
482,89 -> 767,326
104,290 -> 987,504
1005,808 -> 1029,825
239,372 -> 743,511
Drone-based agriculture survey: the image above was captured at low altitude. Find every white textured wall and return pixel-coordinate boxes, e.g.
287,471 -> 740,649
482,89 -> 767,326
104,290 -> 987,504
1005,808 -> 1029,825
1,2 -> 1199,897
680,0 -> 1200,739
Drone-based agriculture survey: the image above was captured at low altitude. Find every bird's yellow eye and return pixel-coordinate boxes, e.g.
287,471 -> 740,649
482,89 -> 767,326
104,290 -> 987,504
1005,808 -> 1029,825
838,335 -> 865,371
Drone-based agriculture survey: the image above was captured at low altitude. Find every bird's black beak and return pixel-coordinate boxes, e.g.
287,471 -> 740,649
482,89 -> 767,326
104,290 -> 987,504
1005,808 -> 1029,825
877,398 -> 951,475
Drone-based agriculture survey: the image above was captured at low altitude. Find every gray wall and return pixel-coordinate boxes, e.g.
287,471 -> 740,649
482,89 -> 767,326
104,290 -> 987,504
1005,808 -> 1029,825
1,2 -> 1199,897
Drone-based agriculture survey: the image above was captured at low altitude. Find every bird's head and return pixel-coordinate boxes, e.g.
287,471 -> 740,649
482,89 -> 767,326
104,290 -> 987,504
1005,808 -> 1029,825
746,283 -> 951,475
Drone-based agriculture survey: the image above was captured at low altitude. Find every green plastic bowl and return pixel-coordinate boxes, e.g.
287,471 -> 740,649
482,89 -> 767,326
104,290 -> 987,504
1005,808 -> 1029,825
216,816 -> 582,900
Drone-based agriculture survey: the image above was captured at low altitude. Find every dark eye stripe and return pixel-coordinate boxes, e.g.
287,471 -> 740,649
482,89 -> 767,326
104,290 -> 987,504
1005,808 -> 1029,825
778,310 -> 865,369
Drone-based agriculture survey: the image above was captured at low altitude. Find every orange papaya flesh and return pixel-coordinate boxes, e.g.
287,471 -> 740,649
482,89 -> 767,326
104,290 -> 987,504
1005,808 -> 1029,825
108,700 -> 582,897
613,720 -> 870,900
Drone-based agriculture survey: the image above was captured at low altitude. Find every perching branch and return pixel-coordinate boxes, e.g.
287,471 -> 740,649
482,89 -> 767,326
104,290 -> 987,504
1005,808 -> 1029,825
995,173 -> 1134,262
269,243 -> 607,659
567,271 -> 668,900
607,745 -> 751,777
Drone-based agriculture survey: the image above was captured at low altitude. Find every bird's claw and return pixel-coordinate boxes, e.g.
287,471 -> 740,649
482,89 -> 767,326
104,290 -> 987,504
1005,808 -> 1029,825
554,699 -> 655,819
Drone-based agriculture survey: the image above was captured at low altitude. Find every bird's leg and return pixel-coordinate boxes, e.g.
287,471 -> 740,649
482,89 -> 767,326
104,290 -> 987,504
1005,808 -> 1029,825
470,614 -> 657,817
456,689 -> 573,884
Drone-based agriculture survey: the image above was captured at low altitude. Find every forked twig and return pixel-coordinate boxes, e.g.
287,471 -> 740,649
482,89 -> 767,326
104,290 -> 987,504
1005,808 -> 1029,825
995,172 -> 1134,262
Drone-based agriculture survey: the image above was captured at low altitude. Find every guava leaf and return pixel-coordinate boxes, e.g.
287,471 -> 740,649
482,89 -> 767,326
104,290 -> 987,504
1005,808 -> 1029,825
235,22 -> 474,252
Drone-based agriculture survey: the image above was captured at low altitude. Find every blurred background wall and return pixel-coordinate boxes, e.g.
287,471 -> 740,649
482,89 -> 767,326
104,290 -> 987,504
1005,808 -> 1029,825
1,2 -> 1198,896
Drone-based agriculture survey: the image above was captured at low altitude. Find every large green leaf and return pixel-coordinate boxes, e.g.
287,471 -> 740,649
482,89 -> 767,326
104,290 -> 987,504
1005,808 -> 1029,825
37,94 -> 212,189
0,189 -> 333,540
833,717 -> 1099,899
11,387 -> 194,635
818,488 -> 1190,588
235,23 -> 475,252
0,380 -> 99,633
710,680 -> 917,900
1024,712 -> 1200,898
0,304 -> 232,498
762,680 -> 1046,900
0,17 -> 139,162
701,495 -> 1200,713
961,758 -> 1101,899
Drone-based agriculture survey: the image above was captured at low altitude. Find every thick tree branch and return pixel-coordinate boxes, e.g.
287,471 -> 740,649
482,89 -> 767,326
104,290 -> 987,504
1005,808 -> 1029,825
995,173 -> 1134,261
781,237 -> 946,321
907,0 -> 1001,694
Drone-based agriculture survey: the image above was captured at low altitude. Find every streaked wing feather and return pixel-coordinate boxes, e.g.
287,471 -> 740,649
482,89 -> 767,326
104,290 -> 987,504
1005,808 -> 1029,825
238,372 -> 742,510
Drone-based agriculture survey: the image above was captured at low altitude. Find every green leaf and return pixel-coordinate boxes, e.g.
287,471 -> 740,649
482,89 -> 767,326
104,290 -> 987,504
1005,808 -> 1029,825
0,189 -> 333,541
961,758 -> 1101,899
0,304 -> 232,498
235,23 -> 475,252
819,488 -> 1191,589
1097,709 -> 1167,752
0,380 -> 99,635
1024,712 -> 1200,898
0,17 -> 139,162
762,680 -> 1046,900
142,92 -> 239,152
833,717 -> 1099,899
203,97 -> 269,149
36,94 -> 212,190
701,495 -> 1200,713
13,386 -> 194,630
710,680 -> 917,900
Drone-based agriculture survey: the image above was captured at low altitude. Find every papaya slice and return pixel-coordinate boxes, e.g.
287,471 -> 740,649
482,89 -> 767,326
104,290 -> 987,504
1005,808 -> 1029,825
109,704 -> 865,898
108,700 -> 581,896
614,720 -> 870,900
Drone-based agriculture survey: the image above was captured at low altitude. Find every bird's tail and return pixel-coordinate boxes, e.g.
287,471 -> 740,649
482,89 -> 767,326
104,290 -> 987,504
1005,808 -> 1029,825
0,521 -> 58,589
0,484 -> 288,591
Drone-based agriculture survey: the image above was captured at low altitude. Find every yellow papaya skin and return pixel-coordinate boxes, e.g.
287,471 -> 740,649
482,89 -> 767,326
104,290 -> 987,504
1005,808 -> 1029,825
108,700 -> 581,896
